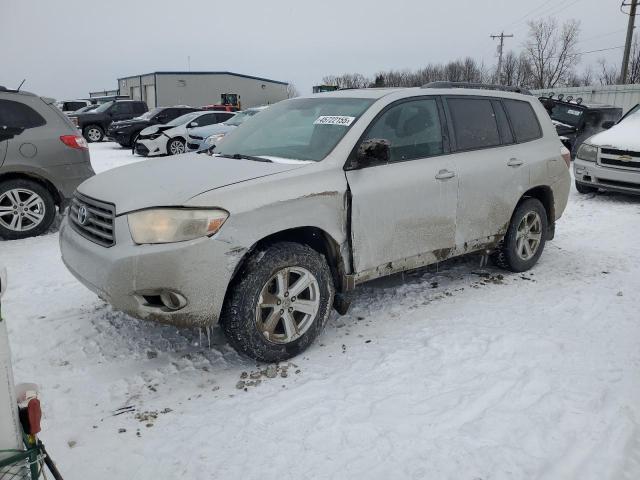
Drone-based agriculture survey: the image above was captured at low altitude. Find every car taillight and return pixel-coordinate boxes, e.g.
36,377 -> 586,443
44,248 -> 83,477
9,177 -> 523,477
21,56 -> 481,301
560,146 -> 571,168
60,135 -> 88,150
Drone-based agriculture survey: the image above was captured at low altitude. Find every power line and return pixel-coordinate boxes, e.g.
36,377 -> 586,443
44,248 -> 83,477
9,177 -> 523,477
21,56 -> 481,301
501,0 -> 557,31
579,28 -> 627,44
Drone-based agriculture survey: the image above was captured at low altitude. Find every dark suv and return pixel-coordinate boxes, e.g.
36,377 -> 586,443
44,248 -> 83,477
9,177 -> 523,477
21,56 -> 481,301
107,106 -> 200,148
70,100 -> 147,143
539,95 -> 621,156
0,87 -> 94,239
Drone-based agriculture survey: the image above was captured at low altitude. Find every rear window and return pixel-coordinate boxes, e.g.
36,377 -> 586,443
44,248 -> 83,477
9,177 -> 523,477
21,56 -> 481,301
447,97 -> 500,151
0,99 -> 46,129
503,99 -> 542,142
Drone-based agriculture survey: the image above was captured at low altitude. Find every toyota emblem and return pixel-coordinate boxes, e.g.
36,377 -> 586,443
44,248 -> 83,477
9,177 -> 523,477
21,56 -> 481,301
77,205 -> 89,225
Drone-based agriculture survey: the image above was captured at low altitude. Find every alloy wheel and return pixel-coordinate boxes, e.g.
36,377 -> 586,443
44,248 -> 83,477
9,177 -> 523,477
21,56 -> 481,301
0,188 -> 46,232
515,211 -> 542,261
170,140 -> 185,155
255,267 -> 321,344
87,128 -> 102,142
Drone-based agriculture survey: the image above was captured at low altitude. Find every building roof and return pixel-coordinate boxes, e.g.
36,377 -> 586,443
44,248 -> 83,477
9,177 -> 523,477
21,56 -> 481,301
118,71 -> 288,86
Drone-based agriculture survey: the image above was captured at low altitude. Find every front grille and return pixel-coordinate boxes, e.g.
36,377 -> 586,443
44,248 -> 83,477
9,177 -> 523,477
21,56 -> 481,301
601,148 -> 640,158
601,158 -> 640,169
599,147 -> 640,170
135,143 -> 149,156
69,193 -> 116,247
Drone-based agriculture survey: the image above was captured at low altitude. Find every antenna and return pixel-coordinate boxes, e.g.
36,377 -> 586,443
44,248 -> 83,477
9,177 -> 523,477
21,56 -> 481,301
16,79 -> 26,91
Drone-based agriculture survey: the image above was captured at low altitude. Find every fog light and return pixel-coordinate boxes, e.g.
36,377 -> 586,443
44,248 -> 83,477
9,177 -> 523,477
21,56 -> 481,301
160,290 -> 187,311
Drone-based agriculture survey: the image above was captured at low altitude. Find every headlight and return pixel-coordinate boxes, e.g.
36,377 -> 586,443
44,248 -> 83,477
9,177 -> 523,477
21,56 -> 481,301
576,143 -> 598,162
204,133 -> 226,146
128,208 -> 228,244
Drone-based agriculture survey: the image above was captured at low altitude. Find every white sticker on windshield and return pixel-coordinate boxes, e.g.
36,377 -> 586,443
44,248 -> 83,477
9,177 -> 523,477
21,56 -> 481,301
314,115 -> 356,126
567,109 -> 582,116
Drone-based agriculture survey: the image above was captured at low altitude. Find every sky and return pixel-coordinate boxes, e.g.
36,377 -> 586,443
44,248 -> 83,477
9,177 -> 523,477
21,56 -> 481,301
0,0 -> 629,100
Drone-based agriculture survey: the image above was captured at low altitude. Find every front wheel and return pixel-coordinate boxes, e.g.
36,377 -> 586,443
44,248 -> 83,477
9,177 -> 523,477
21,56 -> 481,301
83,125 -> 104,143
167,138 -> 186,155
0,179 -> 56,240
221,242 -> 335,362
492,198 -> 548,273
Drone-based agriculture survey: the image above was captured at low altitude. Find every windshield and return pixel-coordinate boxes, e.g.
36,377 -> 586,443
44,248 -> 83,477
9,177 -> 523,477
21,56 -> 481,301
93,101 -> 114,113
166,111 -> 202,127
224,109 -> 261,126
549,103 -> 584,127
215,98 -> 374,161
137,107 -> 163,120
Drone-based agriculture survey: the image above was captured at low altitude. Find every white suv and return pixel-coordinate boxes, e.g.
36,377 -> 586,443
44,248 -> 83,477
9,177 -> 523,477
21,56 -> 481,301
60,84 -> 571,361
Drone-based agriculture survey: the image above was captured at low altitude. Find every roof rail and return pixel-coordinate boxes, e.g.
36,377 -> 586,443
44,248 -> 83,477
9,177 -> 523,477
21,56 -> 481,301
421,81 -> 532,95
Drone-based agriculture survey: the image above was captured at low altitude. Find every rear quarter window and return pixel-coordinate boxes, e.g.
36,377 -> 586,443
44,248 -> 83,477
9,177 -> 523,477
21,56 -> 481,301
503,99 -> 542,143
447,97 -> 501,151
0,99 -> 46,129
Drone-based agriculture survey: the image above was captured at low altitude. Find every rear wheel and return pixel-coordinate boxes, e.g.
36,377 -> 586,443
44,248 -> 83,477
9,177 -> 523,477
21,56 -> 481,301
83,125 -> 104,143
492,198 -> 547,273
0,179 -> 56,240
221,242 -> 334,362
167,138 -> 186,155
575,181 -> 598,194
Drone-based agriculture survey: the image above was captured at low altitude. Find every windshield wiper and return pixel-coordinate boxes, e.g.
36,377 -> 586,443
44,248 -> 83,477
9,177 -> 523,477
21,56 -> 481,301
220,153 -> 272,163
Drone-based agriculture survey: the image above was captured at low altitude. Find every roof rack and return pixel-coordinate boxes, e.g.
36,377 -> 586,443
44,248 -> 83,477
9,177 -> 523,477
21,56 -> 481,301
421,81 -> 532,95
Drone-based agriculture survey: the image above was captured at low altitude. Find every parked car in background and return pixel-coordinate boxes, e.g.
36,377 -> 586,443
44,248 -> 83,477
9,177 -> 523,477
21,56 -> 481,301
0,86 -> 94,239
60,85 -> 570,361
70,100 -> 148,143
135,110 -> 234,156
68,104 -> 99,115
107,106 -> 201,148
187,106 -> 267,152
539,94 -> 621,157
574,103 -> 640,195
55,99 -> 90,114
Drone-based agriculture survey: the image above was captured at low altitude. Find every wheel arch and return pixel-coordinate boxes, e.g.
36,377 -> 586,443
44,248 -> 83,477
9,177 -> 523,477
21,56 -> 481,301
518,185 -> 555,239
0,171 -> 62,206
225,226 -> 349,306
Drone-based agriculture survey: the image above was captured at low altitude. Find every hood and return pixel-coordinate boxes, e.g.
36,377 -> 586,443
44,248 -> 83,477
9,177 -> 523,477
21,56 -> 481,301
189,123 -> 235,138
588,115 -> 640,151
77,153 -> 309,215
111,118 -> 149,128
140,124 -> 174,136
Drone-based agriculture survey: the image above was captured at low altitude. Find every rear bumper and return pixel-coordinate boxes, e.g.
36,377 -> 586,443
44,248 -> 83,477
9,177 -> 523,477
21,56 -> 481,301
49,160 -> 95,200
574,158 -> 640,195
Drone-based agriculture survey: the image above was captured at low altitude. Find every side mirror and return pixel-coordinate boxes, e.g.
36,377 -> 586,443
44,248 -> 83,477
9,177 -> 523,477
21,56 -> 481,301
350,138 -> 390,169
0,126 -> 25,142
188,122 -> 198,128
601,120 -> 615,130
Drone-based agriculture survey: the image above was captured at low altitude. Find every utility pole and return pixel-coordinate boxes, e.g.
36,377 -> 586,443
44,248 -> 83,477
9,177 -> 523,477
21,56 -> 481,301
491,32 -> 514,84
620,0 -> 638,84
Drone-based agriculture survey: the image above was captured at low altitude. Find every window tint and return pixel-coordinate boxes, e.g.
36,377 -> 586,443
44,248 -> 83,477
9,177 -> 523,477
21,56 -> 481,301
503,99 -> 541,142
111,102 -> 133,114
196,113 -> 218,127
0,99 -> 46,129
133,102 -> 146,114
447,97 -> 500,150
363,98 -> 443,163
492,100 -> 514,144
217,113 -> 234,123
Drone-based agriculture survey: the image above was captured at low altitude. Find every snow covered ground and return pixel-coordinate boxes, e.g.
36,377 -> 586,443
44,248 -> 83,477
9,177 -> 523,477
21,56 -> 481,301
2,142 -> 640,479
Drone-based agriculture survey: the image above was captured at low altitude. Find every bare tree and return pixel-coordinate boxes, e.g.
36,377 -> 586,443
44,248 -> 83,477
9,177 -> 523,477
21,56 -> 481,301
524,17 -> 581,89
321,73 -> 370,89
597,59 -> 619,85
286,83 -> 300,98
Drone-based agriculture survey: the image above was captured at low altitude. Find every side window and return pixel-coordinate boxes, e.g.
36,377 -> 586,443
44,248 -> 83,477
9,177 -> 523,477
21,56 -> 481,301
164,109 -> 181,122
363,98 -> 443,163
0,99 -> 46,129
447,97 -> 500,151
492,100 -> 514,144
503,99 -> 541,142
217,113 -> 233,123
196,113 -> 218,127
134,103 -> 146,114
111,102 -> 133,115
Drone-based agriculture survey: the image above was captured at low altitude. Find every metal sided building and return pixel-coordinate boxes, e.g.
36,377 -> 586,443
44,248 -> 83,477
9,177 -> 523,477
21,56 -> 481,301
117,71 -> 289,109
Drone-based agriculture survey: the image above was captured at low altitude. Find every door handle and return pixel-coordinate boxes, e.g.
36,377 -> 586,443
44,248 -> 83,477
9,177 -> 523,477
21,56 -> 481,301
507,158 -> 524,167
435,169 -> 456,180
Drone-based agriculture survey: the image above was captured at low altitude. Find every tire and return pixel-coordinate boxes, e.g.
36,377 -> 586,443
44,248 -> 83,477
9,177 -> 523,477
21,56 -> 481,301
221,242 -> 335,362
0,179 -> 56,240
167,137 -> 186,156
575,181 -> 597,194
492,198 -> 548,273
83,125 -> 104,143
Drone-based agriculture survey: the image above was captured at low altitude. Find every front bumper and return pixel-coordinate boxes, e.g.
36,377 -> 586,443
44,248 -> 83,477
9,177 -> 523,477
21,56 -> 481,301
106,129 -> 132,145
574,158 -> 640,195
59,215 -> 242,328
135,137 -> 165,157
